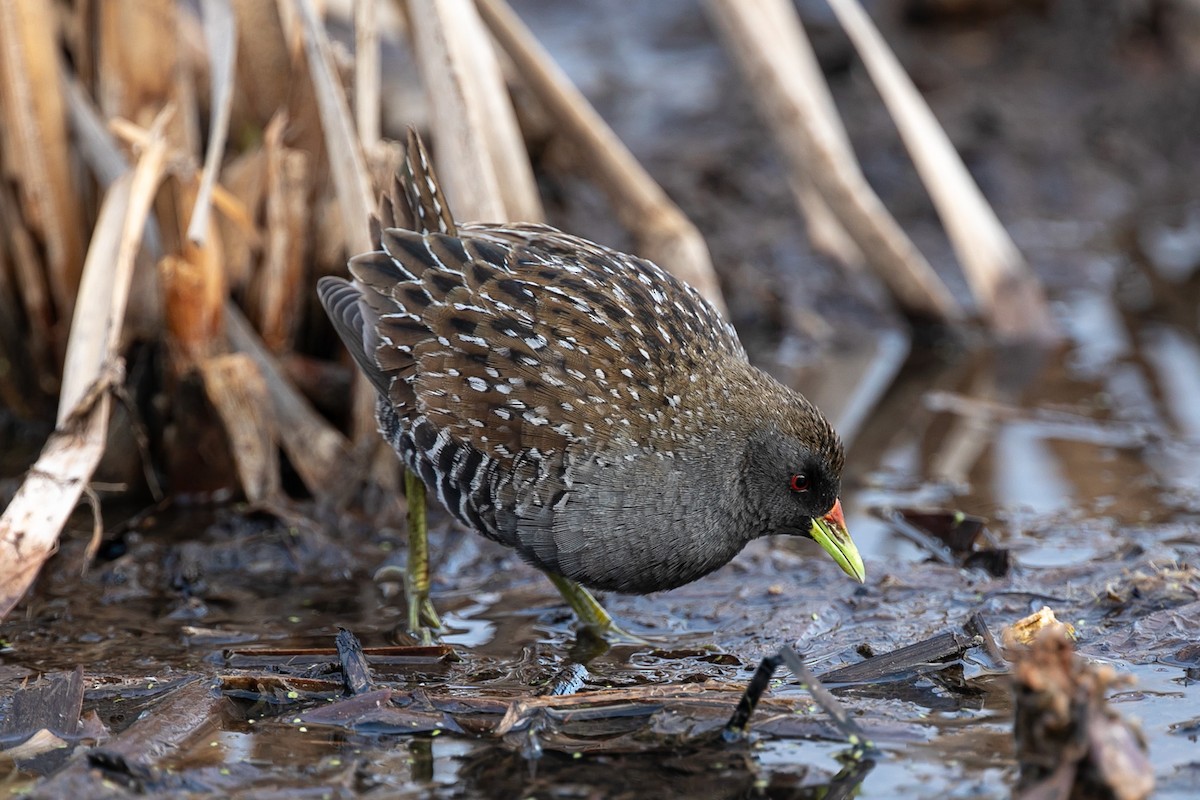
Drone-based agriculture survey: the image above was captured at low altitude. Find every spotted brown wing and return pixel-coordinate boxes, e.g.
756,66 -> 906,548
357,222 -> 745,468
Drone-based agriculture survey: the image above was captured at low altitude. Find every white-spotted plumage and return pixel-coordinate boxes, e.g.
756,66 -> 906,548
318,131 -> 847,594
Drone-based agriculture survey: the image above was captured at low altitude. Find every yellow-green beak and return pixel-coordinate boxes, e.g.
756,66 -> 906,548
809,499 -> 865,583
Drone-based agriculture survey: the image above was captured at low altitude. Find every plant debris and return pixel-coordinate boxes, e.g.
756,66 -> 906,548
1011,627 -> 1154,800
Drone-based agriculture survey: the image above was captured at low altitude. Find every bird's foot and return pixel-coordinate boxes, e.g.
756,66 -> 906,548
375,563 -> 443,644
545,572 -> 649,646
401,469 -> 440,644
405,583 -> 442,645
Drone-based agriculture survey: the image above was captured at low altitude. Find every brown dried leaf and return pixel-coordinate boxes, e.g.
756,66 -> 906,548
1004,607 -> 1076,649
0,0 -> 85,320
0,729 -> 69,762
199,353 -> 280,503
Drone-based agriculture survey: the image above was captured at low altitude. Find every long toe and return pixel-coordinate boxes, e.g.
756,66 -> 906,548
545,572 -> 648,646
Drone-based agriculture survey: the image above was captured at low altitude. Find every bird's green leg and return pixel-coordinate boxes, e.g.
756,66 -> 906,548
544,572 -> 645,643
404,469 -> 441,643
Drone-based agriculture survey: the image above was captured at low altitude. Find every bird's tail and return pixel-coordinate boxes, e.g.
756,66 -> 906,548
372,128 -> 457,247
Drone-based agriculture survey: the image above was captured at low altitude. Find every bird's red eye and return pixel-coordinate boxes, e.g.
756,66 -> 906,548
789,473 -> 810,492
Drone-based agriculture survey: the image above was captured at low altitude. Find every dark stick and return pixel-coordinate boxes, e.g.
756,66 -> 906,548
816,630 -> 979,684
539,662 -> 589,697
723,652 -> 783,739
876,507 -> 957,564
778,647 -> 874,752
335,627 -> 376,696
724,647 -> 875,755
965,611 -> 1007,668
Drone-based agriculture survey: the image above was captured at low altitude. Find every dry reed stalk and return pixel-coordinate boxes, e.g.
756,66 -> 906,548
295,0 -> 375,255
96,1 -> 182,128
354,143 -> 408,447
825,0 -> 1056,341
161,168 -> 281,502
211,177 -> 264,245
255,114 -> 312,352
61,0 -> 95,87
226,302 -> 356,503
216,149 -> 267,292
407,0 -> 543,223
62,72 -> 131,190
789,172 -> 867,271
0,184 -> 55,381
294,0 -> 394,484
476,0 -> 726,314
232,0 -> 292,128
61,108 -> 174,421
0,248 -> 32,416
187,0 -> 237,245
95,0 -> 204,228
128,130 -> 289,505
364,137 -> 407,191
199,353 -> 282,503
351,369 -> 383,445
171,8 -> 205,157
0,0 -> 85,325
0,109 -> 173,621
63,74 -> 167,346
703,0 -> 961,323
355,0 -> 382,148
159,252 -> 224,366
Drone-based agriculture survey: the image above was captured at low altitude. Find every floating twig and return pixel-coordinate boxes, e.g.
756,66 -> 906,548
724,645 -> 876,755
818,631 -> 979,685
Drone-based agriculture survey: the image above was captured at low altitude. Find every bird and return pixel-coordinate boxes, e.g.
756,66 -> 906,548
318,130 -> 863,642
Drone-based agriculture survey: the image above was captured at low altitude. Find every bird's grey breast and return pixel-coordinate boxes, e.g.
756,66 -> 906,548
511,437 -> 751,594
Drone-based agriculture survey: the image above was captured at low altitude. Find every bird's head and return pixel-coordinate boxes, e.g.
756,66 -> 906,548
740,399 -> 865,583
